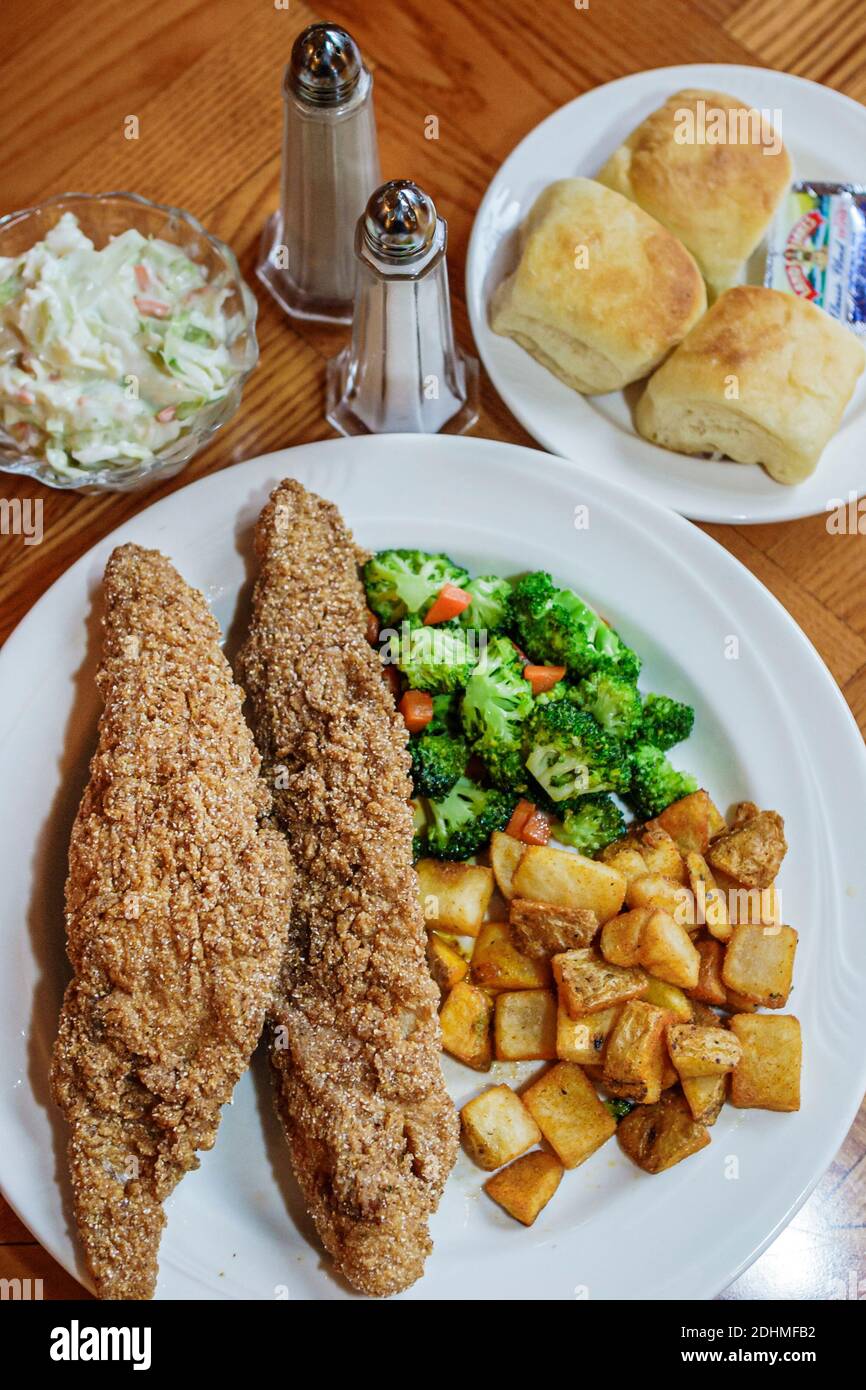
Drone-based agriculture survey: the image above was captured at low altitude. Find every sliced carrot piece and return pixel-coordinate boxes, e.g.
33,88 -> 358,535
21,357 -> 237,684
506,799 -> 550,845
423,583 -> 472,625
399,689 -> 433,733
155,406 -> 176,423
523,664 -> 566,696
134,263 -> 151,291
134,296 -> 171,319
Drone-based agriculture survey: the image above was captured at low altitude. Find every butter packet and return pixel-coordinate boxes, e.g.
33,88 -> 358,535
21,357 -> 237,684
764,181 -> 866,337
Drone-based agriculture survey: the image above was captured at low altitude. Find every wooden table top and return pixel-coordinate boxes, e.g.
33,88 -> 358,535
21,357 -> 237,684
1,0 -> 864,1302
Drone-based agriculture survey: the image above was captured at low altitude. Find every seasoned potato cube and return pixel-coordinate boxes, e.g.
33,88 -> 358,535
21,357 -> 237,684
722,924 -> 797,1009
714,870 -> 782,927
522,1062 -> 616,1168
553,950 -> 647,1018
722,988 -> 757,1014
707,810 -> 787,889
729,1013 -> 801,1111
603,1000 -> 671,1104
729,800 -> 760,829
685,851 -> 731,942
618,1090 -> 711,1172
638,826 -> 687,883
598,836 -> 650,884
643,976 -> 693,1021
637,909 -> 700,988
512,845 -> 626,922
417,858 -> 494,936
490,830 -> 525,901
682,1072 -> 727,1126
556,1002 -> 620,1064
426,933 -> 468,992
494,989 -> 558,1061
649,790 -> 716,854
667,1022 -> 742,1078
690,937 -> 728,1007
509,897 -> 598,959
626,873 -> 695,926
599,907 -> 650,966
484,1150 -> 563,1225
439,981 -> 493,1070
460,1084 -> 541,1169
471,921 -> 551,990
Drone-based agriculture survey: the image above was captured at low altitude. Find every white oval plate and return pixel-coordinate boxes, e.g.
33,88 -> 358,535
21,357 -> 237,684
466,64 -> 866,524
2,434 -> 865,1300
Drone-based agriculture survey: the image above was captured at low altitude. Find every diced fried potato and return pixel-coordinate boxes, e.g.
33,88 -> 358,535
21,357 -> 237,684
460,1084 -> 541,1170
729,1014 -> 801,1112
690,937 -> 728,1007
509,897 -> 598,959
722,988 -> 757,1014
729,800 -> 760,830
661,1058 -> 679,1090
484,1150 -> 563,1225
626,872 -> 695,926
643,976 -> 693,1021
439,981 -> 493,1070
682,1073 -> 727,1126
426,933 -> 468,992
707,810 -> 787,890
471,921 -> 551,990
638,826 -> 687,884
617,1089 -> 711,1173
553,950 -> 647,1018
489,830 -> 525,901
598,836 -> 649,885
637,909 -> 700,989
667,1022 -> 742,1078
603,1000 -> 671,1104
522,1062 -> 616,1168
649,790 -> 715,854
714,870 -> 783,927
722,924 -> 798,1009
685,851 -> 731,942
599,907 -> 651,966
417,858 -> 494,936
494,989 -> 558,1061
556,1002 -> 621,1064
512,845 -> 626,923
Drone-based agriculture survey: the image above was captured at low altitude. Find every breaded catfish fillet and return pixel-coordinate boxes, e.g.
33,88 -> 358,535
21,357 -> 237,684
237,480 -> 458,1297
51,544 -> 293,1300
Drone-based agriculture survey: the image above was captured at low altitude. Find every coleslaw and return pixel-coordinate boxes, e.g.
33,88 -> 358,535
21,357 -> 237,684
0,212 -> 245,479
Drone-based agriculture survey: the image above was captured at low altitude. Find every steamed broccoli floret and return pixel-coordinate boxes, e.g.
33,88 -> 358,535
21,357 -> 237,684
568,672 -> 643,743
457,575 -> 513,632
364,549 -> 470,624
387,620 -> 477,692
638,693 -> 695,751
554,792 -> 626,855
460,635 -> 534,788
508,571 -> 640,683
481,742 -> 531,794
426,692 -> 461,736
425,777 -> 517,860
524,700 -> 631,803
410,732 -> 469,800
412,797 -> 430,860
628,743 -> 698,820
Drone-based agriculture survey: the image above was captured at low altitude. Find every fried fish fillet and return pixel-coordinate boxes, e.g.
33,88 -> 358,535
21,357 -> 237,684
51,544 -> 293,1299
237,480 -> 458,1297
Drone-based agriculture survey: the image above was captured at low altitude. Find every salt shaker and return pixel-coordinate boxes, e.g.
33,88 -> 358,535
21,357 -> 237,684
326,180 -> 480,435
257,23 -> 380,324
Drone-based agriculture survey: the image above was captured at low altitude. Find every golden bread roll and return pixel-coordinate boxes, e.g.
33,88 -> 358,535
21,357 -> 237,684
635,286 -> 866,484
490,177 -> 706,395
596,89 -> 792,297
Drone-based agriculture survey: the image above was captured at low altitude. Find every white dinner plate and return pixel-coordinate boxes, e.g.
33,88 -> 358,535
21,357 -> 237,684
466,64 -> 866,524
2,434 -> 865,1300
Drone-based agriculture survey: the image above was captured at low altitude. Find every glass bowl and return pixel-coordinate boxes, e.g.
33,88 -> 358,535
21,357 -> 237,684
0,192 -> 259,492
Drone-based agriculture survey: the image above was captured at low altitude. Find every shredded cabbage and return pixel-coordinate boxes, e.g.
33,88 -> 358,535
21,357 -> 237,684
0,212 -> 245,478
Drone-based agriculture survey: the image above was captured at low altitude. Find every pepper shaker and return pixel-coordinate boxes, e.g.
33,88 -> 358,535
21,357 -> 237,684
257,23 -> 380,324
326,180 -> 480,435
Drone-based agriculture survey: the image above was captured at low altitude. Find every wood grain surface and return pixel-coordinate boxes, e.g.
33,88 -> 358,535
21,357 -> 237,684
0,0 -> 863,1302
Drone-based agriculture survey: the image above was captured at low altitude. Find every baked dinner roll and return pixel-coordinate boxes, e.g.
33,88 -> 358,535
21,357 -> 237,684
596,89 -> 792,297
635,286 -> 866,484
490,178 -> 706,395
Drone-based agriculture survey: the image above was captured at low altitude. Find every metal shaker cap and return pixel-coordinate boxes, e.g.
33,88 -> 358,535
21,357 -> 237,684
288,23 -> 364,105
362,181 -> 438,262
